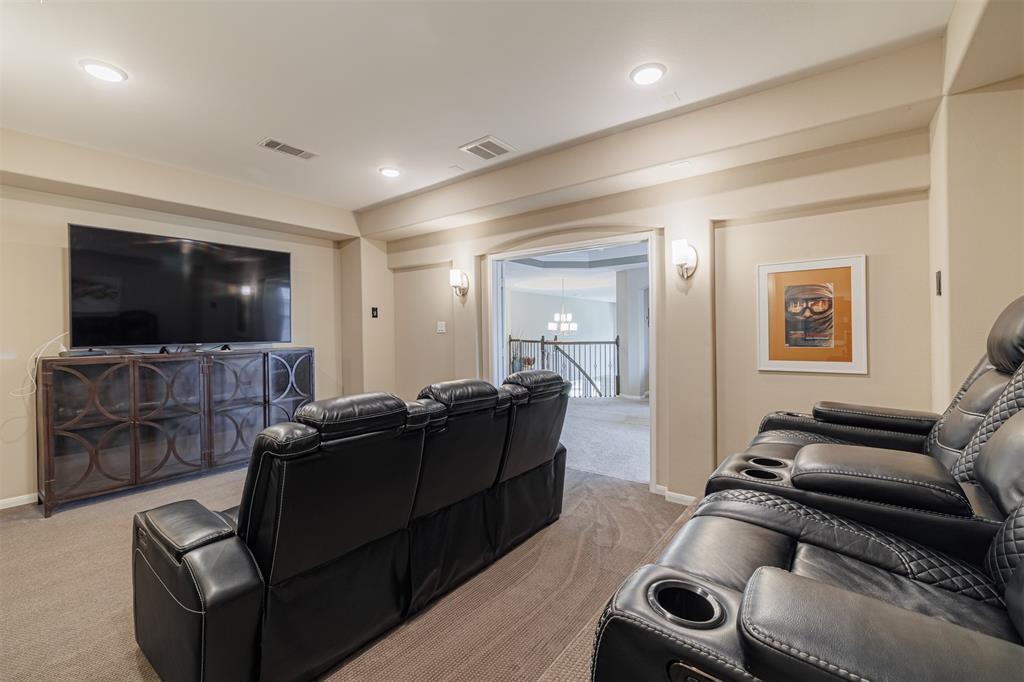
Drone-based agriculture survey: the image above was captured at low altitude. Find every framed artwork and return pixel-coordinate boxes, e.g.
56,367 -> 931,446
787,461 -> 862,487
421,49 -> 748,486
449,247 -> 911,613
756,255 -> 867,373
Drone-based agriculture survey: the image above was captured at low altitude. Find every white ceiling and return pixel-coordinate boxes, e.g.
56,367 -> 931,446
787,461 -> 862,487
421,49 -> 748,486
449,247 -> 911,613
1,1 -> 953,211
505,242 -> 648,302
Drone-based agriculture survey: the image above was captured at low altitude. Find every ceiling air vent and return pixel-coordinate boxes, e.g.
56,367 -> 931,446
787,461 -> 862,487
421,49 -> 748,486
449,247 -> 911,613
258,137 -> 318,160
459,135 -> 515,161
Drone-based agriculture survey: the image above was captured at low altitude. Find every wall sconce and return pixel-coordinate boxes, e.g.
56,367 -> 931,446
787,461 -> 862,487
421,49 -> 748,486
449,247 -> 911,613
449,268 -> 469,297
671,239 -> 699,279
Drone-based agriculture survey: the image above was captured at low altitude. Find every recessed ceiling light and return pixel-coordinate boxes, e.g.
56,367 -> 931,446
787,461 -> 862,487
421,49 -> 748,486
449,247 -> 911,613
79,59 -> 128,83
379,167 -> 401,178
630,63 -> 666,86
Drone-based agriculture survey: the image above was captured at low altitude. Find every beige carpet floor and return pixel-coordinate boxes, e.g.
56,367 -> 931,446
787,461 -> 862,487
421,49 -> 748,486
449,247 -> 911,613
0,466 -> 687,681
560,398 -> 650,484
537,502 -> 696,682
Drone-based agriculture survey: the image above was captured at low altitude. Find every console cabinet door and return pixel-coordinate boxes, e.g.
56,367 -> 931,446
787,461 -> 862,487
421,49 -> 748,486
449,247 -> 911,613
135,357 -> 205,483
38,349 -> 313,515
207,353 -> 266,467
44,360 -> 134,501
267,349 -> 315,425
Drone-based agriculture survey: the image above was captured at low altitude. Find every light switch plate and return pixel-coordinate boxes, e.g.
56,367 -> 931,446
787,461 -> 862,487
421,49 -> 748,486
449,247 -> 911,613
436,321 -> 447,334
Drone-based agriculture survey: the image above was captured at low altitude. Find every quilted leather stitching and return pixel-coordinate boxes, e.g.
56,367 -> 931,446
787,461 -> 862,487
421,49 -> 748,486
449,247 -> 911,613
927,356 -> 993,455
699,490 -> 1003,605
952,363 -> 1024,483
756,430 -> 852,446
985,504 -> 1024,591
710,473 -> 1000,523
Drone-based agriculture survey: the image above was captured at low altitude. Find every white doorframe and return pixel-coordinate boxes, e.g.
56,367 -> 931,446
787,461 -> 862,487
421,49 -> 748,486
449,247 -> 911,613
490,259 -> 507,386
485,230 -> 660,491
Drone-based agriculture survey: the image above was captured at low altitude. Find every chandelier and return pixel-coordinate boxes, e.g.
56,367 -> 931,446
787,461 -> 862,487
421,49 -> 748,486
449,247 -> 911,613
547,279 -> 578,334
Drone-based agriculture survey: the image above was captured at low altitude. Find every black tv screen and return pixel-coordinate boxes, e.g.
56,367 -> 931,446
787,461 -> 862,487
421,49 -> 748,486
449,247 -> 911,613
69,225 -> 291,348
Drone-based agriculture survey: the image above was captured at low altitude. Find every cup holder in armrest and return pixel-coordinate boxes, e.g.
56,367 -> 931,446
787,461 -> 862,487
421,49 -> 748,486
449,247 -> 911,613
742,468 -> 782,481
749,457 -> 786,468
647,579 -> 725,630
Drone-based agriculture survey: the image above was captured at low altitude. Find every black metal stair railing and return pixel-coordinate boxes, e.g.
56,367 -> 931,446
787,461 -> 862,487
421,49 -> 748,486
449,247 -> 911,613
508,336 -> 619,398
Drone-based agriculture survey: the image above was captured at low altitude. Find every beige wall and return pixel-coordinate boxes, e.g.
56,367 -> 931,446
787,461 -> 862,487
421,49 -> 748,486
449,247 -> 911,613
0,186 -> 345,501
928,99 -> 953,410
359,239 -> 396,393
715,200 -> 933,461
336,237 -> 396,395
929,78 -> 1024,409
385,132 -> 930,497
338,239 -> 365,394
394,263 -> 455,399
929,1 -> 1024,410
945,79 -> 1024,389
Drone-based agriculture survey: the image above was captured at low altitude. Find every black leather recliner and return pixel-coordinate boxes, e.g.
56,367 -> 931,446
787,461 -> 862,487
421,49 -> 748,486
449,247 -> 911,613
408,379 -> 511,612
704,360 -> 1024,559
704,297 -> 1024,558
491,370 -> 571,555
592,409 -> 1024,681
132,370 -> 570,681
745,294 -> 1024,460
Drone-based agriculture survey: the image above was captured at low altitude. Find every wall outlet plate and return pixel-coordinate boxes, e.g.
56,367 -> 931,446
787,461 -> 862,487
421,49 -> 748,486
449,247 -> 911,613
436,321 -> 447,334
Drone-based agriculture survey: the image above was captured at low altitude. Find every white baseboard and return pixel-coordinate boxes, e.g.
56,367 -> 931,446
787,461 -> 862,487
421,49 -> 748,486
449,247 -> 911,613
665,490 -> 696,505
0,493 -> 37,511
650,484 -> 696,506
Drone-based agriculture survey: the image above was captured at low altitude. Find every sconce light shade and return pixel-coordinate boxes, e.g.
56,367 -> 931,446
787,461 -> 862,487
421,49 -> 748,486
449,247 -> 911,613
671,239 -> 699,279
449,269 -> 469,297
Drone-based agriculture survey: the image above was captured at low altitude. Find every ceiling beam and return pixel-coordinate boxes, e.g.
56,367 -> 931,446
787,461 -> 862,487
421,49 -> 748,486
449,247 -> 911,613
944,0 -> 1024,95
357,39 -> 941,240
0,129 -> 359,240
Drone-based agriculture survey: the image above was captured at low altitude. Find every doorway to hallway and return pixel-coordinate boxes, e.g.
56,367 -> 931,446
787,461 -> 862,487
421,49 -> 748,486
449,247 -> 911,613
490,239 -> 651,483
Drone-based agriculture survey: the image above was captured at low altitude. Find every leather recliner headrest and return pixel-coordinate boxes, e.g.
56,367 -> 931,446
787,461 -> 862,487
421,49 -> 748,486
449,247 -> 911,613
406,398 -> 448,429
503,370 -> 570,401
500,384 -> 528,406
253,422 -> 321,459
418,379 -> 504,416
987,296 -> 1024,374
294,392 -> 409,439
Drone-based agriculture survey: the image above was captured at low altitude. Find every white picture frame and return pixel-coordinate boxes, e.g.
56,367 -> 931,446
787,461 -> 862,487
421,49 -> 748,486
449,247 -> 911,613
756,255 -> 867,374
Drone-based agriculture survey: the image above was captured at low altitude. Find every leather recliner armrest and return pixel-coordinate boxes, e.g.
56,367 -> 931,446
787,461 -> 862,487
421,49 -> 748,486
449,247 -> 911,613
812,401 -> 939,435
757,411 -> 927,452
740,567 -> 1023,682
142,498 -> 235,560
133,500 -> 263,681
791,444 -> 973,516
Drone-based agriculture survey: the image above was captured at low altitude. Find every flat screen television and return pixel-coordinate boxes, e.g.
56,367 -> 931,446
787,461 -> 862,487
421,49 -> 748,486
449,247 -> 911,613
69,224 -> 291,348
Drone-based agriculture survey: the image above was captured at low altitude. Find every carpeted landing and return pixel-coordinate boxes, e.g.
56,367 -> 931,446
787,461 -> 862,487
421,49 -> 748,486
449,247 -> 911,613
0,466 -> 691,681
560,397 -> 651,484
